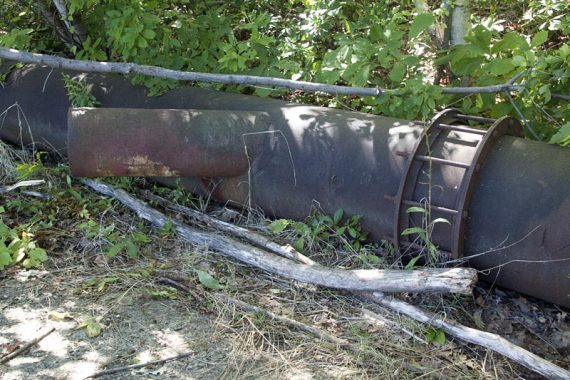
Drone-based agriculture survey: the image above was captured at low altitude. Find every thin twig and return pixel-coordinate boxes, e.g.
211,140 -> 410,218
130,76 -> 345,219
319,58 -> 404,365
0,327 -> 56,364
504,91 -> 540,140
83,352 -> 194,379
0,47 -> 530,98
552,93 -> 570,101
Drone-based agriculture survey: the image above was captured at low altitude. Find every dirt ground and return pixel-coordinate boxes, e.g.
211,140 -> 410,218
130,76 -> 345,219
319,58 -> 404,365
1,173 -> 569,379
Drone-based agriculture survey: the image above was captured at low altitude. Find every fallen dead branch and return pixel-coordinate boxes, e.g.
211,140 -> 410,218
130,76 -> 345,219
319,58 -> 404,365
362,292 -> 570,380
83,352 -> 194,379
0,179 -> 45,195
80,179 -> 477,294
0,327 -> 55,364
141,190 -> 318,266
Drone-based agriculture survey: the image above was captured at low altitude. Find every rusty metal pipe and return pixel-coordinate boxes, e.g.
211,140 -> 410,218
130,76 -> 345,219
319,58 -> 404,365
1,65 -> 569,307
68,108 -> 270,177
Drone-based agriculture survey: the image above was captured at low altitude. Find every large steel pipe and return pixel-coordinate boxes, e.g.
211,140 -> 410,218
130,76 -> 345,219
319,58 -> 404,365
1,64 -> 569,307
68,108 -> 270,177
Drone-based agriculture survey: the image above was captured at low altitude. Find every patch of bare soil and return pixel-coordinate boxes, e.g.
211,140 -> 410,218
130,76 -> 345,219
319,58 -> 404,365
1,173 -> 568,379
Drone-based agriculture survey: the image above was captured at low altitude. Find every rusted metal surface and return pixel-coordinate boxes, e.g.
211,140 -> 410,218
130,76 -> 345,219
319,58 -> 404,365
68,108 -> 270,177
0,64 -> 569,307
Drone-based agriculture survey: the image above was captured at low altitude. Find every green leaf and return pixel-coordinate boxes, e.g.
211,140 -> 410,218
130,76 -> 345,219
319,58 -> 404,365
269,219 -> 290,233
196,270 -> 223,290
294,237 -> 305,252
388,62 -> 406,83
435,329 -> 446,345
549,122 -> 570,145
531,31 -> 548,47
493,32 -> 529,53
333,209 -> 344,225
405,255 -> 422,269
107,242 -> 125,257
142,29 -> 156,39
0,249 -> 12,270
369,24 -> 382,42
401,227 -> 425,236
484,59 -> 515,76
81,317 -> 103,338
348,227 -> 358,238
406,206 -> 427,214
409,13 -> 434,39
125,240 -> 138,258
431,217 -> 450,225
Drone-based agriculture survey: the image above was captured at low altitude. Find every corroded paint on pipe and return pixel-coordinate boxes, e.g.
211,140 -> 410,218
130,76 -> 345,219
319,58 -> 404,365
68,108 -> 270,177
0,64 -> 569,307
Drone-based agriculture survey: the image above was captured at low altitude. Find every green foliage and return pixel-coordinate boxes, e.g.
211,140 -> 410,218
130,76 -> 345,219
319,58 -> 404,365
1,1 -> 568,141
80,317 -> 103,338
270,208 -> 372,264
61,73 -> 100,107
425,326 -> 446,345
196,270 -> 223,290
0,215 -> 47,270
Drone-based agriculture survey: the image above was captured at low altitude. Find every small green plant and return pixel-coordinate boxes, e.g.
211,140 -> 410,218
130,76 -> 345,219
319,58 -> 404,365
402,203 -> 450,269
61,73 -> 100,107
0,209 -> 48,270
270,208 -> 372,262
196,269 -> 223,290
425,326 -> 446,345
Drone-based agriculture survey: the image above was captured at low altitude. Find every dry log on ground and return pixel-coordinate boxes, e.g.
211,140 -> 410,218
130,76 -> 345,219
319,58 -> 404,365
81,179 -> 476,294
362,293 -> 570,380
141,190 -> 318,266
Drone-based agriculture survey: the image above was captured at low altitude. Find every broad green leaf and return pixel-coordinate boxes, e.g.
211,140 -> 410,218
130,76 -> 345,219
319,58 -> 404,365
435,329 -> 446,345
539,84 -> 551,102
493,32 -> 529,53
465,26 -> 492,51
484,59 -> 515,76
388,62 -> 406,83
107,242 -> 125,257
531,31 -> 548,47
196,270 -> 223,290
369,25 -> 382,42
348,227 -> 358,238
549,122 -> 570,145
294,237 -> 305,252
269,219 -> 290,233
125,240 -> 138,258
81,318 -> 103,338
333,209 -> 344,225
142,29 -> 156,39
0,249 -> 12,270
409,13 -> 434,39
